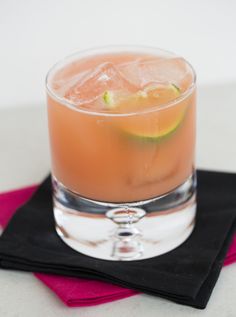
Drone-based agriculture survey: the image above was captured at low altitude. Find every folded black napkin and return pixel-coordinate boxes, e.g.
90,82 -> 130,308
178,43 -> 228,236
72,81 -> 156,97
0,170 -> 235,309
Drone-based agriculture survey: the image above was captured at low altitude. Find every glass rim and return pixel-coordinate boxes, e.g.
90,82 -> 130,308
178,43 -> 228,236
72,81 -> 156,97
45,45 -> 196,117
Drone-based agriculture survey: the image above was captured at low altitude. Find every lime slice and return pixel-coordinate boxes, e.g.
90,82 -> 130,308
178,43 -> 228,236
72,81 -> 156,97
103,91 -> 115,107
102,83 -> 180,109
123,111 -> 185,143
102,90 -> 130,109
123,85 -> 184,142
103,83 -> 185,142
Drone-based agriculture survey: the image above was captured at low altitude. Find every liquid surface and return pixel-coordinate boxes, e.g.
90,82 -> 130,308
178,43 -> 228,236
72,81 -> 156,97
47,52 -> 195,202
49,52 -> 193,113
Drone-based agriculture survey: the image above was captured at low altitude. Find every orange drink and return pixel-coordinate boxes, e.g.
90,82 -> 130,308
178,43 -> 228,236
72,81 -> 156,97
46,46 -> 196,260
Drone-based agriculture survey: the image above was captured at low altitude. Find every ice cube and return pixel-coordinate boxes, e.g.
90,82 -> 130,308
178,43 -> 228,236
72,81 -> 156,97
64,62 -> 137,105
52,72 -> 87,97
119,57 -> 191,88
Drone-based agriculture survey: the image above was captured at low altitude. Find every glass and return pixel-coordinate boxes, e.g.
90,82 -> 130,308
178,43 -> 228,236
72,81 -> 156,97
46,46 -> 196,260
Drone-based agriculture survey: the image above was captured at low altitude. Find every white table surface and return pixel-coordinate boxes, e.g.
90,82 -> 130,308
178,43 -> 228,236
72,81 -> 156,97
0,1 -> 236,316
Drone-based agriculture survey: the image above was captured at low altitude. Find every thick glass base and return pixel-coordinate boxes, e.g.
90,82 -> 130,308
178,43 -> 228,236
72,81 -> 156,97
53,173 -> 196,261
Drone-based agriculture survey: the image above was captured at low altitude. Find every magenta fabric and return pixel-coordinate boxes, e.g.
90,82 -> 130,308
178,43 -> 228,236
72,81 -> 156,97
224,235 -> 236,266
0,185 -> 235,307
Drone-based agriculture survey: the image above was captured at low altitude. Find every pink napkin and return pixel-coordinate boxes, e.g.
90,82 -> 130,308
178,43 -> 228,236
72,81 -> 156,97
224,235 -> 236,266
0,185 -> 235,306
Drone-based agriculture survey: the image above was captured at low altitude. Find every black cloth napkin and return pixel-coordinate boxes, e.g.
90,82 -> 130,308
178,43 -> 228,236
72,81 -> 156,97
0,170 -> 235,309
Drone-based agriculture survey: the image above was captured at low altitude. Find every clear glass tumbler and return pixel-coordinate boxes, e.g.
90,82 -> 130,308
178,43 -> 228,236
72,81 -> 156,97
46,46 -> 196,260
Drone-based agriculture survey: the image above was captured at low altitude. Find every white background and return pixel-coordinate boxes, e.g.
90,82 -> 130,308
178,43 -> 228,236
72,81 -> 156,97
0,0 -> 236,316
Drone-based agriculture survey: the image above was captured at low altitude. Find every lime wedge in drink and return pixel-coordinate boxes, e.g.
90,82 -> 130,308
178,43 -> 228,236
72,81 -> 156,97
103,83 -> 186,142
